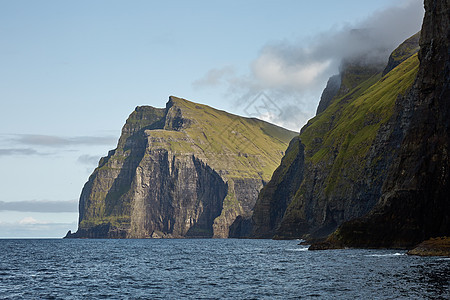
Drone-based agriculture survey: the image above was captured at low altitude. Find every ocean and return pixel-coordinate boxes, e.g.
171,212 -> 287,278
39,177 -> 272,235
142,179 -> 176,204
0,239 -> 448,299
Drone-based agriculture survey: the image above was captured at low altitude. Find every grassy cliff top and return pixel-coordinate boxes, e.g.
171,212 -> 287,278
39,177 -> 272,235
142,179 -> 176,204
295,52 -> 419,197
302,53 -> 419,155
382,32 -> 420,76
133,96 -> 298,181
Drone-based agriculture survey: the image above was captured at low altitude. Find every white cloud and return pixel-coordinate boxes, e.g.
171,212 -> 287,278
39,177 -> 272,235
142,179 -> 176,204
252,52 -> 332,88
18,217 -> 49,225
0,223 -> 77,238
192,66 -> 235,89
77,154 -> 100,166
193,0 -> 424,131
0,214 -> 78,238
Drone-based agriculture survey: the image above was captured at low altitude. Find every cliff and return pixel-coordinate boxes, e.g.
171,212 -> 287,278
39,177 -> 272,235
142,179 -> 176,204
66,96 -> 296,238
382,32 -> 420,76
252,33 -> 421,239
407,237 -> 450,257
311,0 -> 449,249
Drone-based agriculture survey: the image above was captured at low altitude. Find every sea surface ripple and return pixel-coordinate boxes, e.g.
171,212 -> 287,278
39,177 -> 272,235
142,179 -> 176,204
0,239 -> 448,299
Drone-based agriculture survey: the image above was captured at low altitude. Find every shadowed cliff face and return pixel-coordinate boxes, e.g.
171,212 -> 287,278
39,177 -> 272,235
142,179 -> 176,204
251,0 -> 449,247
251,137 -> 305,238
382,32 -> 420,76
75,106 -> 166,238
316,0 -> 450,249
251,33 -> 420,240
68,96 -> 297,238
128,151 -> 227,238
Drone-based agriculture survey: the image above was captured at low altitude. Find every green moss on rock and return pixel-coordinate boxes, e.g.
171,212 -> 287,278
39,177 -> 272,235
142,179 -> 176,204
252,35 -> 421,239
71,96 -> 297,239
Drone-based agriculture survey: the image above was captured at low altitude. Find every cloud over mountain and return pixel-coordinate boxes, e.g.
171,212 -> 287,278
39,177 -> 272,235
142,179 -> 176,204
194,0 -> 424,131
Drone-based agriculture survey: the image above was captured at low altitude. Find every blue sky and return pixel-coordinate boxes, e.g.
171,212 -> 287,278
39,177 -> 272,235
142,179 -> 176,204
0,0 -> 423,237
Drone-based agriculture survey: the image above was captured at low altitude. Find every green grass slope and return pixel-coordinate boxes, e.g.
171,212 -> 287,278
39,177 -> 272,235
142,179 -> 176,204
75,96 -> 297,238
256,50 -> 420,239
280,53 -> 419,237
162,97 -> 297,180
303,54 -> 418,192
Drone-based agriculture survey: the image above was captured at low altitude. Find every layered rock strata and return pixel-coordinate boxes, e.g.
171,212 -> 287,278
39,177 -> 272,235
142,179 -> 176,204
312,0 -> 449,249
67,97 -> 296,238
252,33 -> 421,240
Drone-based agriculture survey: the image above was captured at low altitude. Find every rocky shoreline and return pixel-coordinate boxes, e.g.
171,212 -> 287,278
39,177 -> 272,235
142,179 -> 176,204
307,236 -> 450,257
407,237 -> 450,257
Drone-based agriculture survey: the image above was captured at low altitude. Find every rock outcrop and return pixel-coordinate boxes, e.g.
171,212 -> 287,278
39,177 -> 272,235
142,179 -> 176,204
251,33 -> 421,239
407,237 -> 450,257
382,32 -> 420,76
66,96 -> 296,238
311,0 -> 449,249
316,75 -> 341,115
251,136 -> 305,238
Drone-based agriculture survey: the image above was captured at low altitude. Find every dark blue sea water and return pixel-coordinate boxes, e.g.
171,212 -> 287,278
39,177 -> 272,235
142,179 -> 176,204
0,239 -> 448,299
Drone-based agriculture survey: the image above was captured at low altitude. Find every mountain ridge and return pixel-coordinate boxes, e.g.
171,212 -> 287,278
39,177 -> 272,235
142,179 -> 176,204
310,0 -> 449,250
251,0 -> 449,253
66,96 -> 297,239
251,33 -> 420,240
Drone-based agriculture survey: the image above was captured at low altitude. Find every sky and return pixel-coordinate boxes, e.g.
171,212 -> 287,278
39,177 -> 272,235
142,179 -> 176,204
0,0 -> 424,238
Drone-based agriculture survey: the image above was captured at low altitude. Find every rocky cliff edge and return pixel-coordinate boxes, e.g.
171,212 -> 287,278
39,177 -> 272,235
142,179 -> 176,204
66,96 -> 297,238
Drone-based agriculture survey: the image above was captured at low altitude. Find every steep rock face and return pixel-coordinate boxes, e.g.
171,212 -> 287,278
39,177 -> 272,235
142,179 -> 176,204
382,32 -> 420,76
316,60 -> 386,116
68,96 -> 297,238
316,0 -> 450,248
407,237 -> 450,256
316,75 -> 341,115
335,60 -> 385,98
251,137 -> 305,238
75,106 -> 166,238
251,34 -> 420,239
128,150 -> 228,238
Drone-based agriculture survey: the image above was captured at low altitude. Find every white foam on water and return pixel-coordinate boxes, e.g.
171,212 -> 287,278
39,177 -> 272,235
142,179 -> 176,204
365,252 -> 406,257
286,247 -> 309,252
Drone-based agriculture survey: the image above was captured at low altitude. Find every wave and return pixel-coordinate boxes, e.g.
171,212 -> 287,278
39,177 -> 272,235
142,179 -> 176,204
285,247 -> 309,252
365,252 -> 405,257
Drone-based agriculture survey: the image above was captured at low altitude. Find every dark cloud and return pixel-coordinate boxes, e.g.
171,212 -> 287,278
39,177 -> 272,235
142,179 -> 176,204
0,200 -> 78,213
0,134 -> 116,157
194,0 -> 424,131
0,148 -> 42,156
12,134 -> 117,147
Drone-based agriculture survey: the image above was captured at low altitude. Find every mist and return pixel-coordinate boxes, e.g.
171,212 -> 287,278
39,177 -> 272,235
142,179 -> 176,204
194,0 -> 424,131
